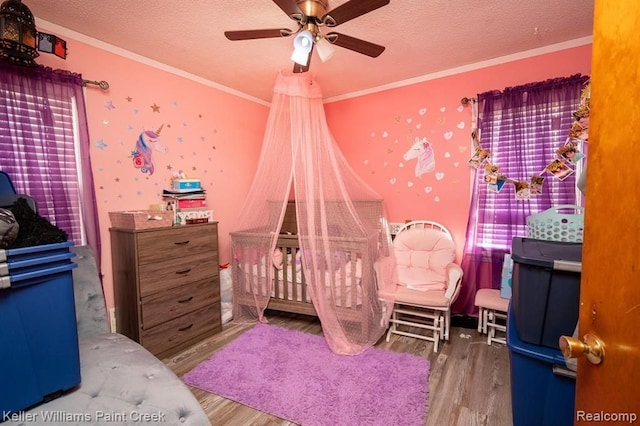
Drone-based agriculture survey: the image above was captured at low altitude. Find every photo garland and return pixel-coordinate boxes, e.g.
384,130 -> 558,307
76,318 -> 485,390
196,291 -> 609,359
468,81 -> 590,200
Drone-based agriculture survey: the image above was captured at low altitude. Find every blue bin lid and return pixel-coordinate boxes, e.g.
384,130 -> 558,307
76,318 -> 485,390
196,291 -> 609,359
0,251 -> 75,275
0,242 -> 75,289
511,237 -> 582,268
0,241 -> 72,261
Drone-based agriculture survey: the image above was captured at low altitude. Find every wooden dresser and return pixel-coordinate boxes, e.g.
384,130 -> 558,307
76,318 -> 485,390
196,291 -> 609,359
110,222 -> 221,358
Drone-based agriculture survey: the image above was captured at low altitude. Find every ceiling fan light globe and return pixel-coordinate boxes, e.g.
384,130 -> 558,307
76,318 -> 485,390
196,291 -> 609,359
315,37 -> 335,62
291,48 -> 310,66
291,30 -> 313,66
292,30 -> 313,49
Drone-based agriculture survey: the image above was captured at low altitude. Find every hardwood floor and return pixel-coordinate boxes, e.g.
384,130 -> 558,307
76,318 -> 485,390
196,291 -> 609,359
163,311 -> 513,426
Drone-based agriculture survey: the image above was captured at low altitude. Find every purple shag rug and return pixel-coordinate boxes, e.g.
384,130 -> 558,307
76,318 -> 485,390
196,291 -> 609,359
183,323 -> 429,426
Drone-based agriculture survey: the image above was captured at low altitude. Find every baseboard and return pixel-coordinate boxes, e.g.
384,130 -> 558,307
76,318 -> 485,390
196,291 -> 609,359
109,307 -> 117,332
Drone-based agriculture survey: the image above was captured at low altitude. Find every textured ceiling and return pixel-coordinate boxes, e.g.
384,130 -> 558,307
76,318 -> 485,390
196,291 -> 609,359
26,0 -> 594,103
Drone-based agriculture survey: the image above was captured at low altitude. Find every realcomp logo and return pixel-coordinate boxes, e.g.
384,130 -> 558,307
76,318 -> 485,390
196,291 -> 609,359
576,411 -> 637,423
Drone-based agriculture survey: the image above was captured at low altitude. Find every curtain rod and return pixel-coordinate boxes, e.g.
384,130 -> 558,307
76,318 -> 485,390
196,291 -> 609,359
460,96 -> 477,105
83,79 -> 110,90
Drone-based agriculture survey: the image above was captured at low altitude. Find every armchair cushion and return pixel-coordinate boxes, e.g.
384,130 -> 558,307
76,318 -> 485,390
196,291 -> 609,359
393,228 -> 456,291
393,287 -> 449,307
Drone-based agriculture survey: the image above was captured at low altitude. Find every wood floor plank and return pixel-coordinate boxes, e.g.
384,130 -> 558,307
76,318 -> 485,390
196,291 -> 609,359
163,311 -> 513,425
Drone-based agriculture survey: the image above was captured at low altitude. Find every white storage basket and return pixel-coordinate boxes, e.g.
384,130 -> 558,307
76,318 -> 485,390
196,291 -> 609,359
526,205 -> 585,243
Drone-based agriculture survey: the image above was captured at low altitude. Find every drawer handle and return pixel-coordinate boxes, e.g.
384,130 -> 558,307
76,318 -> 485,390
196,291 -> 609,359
178,296 -> 194,304
174,240 -> 190,246
178,323 -> 194,332
176,268 -> 192,275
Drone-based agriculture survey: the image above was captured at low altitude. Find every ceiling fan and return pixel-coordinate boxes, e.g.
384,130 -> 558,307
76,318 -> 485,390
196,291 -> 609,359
224,0 -> 390,73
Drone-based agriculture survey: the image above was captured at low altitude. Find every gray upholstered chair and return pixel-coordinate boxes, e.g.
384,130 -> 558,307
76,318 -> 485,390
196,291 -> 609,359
24,245 -> 210,425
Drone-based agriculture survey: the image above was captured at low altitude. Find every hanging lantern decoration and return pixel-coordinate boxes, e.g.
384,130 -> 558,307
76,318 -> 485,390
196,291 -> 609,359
0,0 -> 66,66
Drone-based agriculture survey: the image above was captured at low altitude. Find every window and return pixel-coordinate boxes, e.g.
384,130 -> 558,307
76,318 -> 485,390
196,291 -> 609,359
453,74 -> 589,315
471,75 -> 588,252
0,64 -> 94,247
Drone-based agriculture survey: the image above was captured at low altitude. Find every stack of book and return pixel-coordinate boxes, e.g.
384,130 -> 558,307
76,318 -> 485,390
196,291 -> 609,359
162,179 -> 213,225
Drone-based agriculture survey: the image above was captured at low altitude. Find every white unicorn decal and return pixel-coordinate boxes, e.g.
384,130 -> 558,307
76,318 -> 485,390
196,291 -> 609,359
403,137 -> 435,178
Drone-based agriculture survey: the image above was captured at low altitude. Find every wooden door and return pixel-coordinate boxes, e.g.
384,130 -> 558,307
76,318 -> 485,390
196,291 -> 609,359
574,0 -> 640,423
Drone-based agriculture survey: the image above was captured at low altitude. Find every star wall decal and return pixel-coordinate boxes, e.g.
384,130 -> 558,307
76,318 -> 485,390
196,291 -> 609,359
151,103 -> 160,113
104,100 -> 115,110
126,96 -> 132,102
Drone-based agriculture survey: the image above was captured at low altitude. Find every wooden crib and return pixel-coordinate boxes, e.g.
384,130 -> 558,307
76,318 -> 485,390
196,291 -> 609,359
230,200 -> 383,336
231,230 -> 377,322
231,202 -> 383,329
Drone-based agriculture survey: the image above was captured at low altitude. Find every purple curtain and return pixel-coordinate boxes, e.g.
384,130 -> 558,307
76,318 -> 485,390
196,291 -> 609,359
453,74 -> 589,316
0,62 -> 101,269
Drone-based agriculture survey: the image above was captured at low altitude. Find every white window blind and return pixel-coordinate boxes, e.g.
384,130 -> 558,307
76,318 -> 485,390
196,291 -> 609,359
474,93 -> 580,251
0,85 -> 83,244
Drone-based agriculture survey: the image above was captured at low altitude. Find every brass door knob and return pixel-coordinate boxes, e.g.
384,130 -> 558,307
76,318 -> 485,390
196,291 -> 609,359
559,334 -> 605,365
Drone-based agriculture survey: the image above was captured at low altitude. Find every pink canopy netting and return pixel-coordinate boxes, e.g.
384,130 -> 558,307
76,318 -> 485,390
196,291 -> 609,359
230,72 -> 396,355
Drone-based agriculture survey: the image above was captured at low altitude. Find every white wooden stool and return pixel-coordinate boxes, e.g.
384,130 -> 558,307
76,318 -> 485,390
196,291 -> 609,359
474,289 -> 509,345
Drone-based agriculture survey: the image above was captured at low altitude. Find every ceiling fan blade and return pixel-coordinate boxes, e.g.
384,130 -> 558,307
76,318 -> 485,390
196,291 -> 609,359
326,32 -> 385,58
293,44 -> 314,73
272,0 -> 304,20
322,0 -> 390,27
224,28 -> 293,41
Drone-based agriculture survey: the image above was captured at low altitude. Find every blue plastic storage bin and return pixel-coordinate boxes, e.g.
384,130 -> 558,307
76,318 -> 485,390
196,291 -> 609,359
0,241 -> 80,415
511,237 -> 582,349
507,306 -> 576,426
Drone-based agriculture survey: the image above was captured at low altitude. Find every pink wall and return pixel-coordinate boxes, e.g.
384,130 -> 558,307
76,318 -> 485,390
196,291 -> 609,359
325,45 -> 592,257
37,30 -> 269,310
35,25 -> 591,311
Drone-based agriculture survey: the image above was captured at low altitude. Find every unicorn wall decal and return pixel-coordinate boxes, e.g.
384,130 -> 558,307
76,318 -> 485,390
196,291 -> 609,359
403,137 -> 436,178
132,124 -> 167,175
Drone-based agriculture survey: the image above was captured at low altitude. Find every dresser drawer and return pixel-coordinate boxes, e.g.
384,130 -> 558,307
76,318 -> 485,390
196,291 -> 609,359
141,304 -> 221,358
136,224 -> 218,265
138,252 -> 218,297
141,278 -> 219,329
